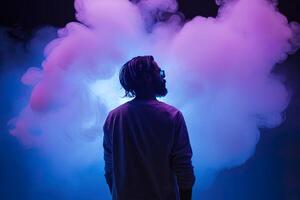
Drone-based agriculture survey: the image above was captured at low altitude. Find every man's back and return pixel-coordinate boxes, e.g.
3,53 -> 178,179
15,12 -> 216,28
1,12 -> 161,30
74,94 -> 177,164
103,99 -> 195,200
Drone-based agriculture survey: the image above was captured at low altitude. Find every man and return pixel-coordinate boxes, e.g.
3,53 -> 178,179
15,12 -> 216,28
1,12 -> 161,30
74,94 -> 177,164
103,56 -> 195,200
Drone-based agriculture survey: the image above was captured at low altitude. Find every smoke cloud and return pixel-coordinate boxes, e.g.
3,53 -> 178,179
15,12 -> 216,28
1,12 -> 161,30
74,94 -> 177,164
3,0 -> 300,198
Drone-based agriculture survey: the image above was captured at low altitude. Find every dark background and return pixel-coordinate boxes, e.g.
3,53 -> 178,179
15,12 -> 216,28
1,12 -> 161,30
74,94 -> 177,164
0,0 -> 300,199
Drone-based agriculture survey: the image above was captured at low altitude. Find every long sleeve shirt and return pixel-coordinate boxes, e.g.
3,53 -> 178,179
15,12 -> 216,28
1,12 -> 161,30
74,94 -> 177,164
103,99 -> 195,200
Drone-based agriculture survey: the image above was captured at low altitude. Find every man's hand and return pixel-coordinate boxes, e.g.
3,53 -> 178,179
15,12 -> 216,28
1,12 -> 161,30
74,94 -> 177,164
179,188 -> 192,200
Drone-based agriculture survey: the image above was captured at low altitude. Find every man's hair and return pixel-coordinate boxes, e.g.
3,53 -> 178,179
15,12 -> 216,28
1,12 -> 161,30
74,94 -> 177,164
119,55 -> 155,97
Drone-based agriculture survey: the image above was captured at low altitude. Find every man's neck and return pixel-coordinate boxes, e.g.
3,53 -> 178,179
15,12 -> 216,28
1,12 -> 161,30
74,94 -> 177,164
134,94 -> 157,101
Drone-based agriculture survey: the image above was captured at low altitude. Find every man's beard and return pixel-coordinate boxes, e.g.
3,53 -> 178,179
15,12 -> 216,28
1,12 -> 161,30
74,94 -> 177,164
155,82 -> 168,97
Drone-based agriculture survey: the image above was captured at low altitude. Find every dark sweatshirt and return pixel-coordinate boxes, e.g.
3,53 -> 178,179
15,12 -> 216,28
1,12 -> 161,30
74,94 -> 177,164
103,99 -> 195,200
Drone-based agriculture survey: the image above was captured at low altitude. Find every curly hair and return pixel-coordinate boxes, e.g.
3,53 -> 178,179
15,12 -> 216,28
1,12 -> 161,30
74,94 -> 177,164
119,56 -> 155,97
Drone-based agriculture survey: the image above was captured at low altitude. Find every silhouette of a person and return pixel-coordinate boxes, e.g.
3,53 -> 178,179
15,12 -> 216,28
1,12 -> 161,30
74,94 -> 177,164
103,56 -> 195,200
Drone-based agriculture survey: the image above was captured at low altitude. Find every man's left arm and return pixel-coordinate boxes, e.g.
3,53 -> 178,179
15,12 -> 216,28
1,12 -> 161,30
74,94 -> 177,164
103,114 -> 113,193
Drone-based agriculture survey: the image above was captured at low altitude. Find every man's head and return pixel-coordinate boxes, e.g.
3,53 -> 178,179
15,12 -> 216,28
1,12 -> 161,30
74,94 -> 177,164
119,55 -> 167,98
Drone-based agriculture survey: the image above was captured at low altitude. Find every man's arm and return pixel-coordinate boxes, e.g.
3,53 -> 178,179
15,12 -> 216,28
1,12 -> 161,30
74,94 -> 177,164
171,111 -> 195,200
103,114 -> 113,193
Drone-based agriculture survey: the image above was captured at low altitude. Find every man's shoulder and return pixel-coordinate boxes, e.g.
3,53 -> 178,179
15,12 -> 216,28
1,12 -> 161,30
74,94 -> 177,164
157,101 -> 180,112
107,102 -> 131,116
158,101 -> 185,121
107,100 -> 182,118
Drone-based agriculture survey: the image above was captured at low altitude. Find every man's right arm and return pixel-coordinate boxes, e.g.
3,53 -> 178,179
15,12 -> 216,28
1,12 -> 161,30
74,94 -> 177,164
171,111 -> 195,200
